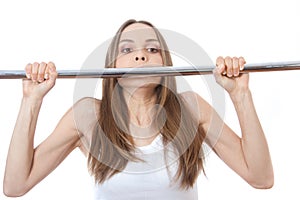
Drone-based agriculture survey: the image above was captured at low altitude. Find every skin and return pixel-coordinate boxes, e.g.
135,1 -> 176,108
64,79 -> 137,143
3,23 -> 274,197
116,24 -> 165,143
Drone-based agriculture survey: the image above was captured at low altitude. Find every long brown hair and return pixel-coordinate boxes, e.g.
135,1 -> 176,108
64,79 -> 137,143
87,19 -> 206,189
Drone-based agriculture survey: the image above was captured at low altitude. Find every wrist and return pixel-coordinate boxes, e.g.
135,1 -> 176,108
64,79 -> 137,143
19,97 -> 43,120
22,96 -> 43,105
230,88 -> 252,103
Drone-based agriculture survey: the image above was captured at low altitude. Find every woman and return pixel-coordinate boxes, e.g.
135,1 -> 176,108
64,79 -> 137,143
3,19 -> 274,199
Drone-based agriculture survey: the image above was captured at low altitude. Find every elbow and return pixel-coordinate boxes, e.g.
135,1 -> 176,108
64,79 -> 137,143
3,187 -> 28,198
246,171 -> 274,189
249,178 -> 274,189
3,179 -> 28,197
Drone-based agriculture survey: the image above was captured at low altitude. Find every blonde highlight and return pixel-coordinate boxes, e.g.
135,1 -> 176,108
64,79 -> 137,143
87,19 -> 206,189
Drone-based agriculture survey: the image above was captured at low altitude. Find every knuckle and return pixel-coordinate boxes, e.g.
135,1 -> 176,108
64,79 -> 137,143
217,56 -> 224,61
33,62 -> 39,66
239,56 -> 246,64
48,61 -> 56,67
53,71 -> 58,77
225,56 -> 231,60
40,62 -> 47,67
233,59 -> 239,68
216,56 -> 224,64
225,56 -> 232,65
25,63 -> 31,71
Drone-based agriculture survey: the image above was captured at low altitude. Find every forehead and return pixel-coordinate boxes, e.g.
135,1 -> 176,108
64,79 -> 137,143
120,23 -> 158,42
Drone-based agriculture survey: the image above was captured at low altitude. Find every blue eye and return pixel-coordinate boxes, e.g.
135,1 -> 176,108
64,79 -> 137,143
121,47 -> 133,54
147,47 -> 159,53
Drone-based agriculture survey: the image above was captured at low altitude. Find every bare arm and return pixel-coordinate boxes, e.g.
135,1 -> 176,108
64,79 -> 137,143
3,62 -> 81,197
211,56 -> 273,188
201,91 -> 274,189
186,56 -> 273,189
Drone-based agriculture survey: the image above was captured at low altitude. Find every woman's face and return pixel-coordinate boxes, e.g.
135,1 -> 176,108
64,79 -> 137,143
115,23 -> 163,90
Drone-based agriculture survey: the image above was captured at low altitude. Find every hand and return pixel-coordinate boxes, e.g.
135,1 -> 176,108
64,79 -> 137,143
23,62 -> 58,100
213,56 -> 249,97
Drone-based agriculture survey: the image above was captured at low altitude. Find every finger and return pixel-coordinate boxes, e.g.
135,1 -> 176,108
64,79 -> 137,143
216,56 -> 226,75
47,62 -> 57,82
239,56 -> 246,70
32,62 -> 39,82
232,57 -> 239,77
38,62 -> 47,83
213,57 -> 226,84
25,63 -> 32,79
216,56 -> 225,67
224,56 -> 233,77
44,66 -> 50,80
213,67 -> 223,84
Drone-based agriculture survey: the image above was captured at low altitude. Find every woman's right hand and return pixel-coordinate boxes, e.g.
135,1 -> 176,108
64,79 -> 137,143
23,62 -> 58,100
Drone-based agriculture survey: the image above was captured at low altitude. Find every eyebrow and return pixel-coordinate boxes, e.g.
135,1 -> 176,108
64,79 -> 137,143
119,38 -> 159,44
119,39 -> 134,44
145,39 -> 159,43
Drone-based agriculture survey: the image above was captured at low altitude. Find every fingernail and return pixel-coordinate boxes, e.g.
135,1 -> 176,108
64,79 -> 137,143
45,73 -> 49,79
26,74 -> 31,79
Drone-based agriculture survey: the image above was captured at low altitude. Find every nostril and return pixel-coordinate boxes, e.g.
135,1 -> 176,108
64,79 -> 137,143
141,57 -> 145,61
135,57 -> 139,61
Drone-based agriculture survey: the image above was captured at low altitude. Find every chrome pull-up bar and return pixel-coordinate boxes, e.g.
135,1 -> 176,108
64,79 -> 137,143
0,61 -> 300,79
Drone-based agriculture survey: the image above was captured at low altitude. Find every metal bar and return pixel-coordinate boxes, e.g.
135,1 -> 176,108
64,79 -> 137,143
0,61 -> 300,79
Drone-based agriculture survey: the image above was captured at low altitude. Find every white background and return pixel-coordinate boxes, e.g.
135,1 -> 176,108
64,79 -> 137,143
0,0 -> 300,199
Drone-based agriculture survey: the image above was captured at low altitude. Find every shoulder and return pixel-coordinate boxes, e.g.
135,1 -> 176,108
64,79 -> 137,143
73,97 -> 101,110
178,91 -> 213,124
179,91 -> 210,109
72,97 -> 101,134
72,96 -> 101,118
179,91 -> 200,103
71,97 -> 102,155
72,97 -> 101,118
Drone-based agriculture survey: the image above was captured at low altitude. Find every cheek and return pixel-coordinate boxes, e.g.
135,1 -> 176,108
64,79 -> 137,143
115,54 -> 132,68
149,53 -> 164,65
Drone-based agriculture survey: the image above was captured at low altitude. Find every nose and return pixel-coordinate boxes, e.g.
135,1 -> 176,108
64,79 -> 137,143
134,50 -> 148,63
135,56 -> 146,61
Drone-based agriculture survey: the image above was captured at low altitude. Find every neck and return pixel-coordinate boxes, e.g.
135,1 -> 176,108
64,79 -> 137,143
122,87 -> 163,145
124,87 -> 157,107
123,87 -> 158,126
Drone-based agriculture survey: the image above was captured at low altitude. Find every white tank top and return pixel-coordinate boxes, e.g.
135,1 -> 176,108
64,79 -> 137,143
93,134 -> 198,200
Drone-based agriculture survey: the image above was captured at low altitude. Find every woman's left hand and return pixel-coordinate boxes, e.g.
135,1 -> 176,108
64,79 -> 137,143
213,56 -> 249,97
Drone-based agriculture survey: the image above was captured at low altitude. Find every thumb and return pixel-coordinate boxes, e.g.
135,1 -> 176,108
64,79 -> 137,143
213,63 -> 225,85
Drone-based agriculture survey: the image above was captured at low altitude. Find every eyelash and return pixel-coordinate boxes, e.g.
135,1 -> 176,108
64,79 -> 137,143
120,47 -> 160,54
120,47 -> 133,54
146,47 -> 160,53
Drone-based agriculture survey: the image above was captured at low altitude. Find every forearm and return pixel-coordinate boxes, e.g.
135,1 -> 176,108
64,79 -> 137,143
4,97 -> 43,194
231,90 -> 273,183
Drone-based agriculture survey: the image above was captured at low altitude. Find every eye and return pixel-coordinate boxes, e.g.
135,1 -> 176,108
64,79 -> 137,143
146,47 -> 159,53
120,47 -> 133,54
